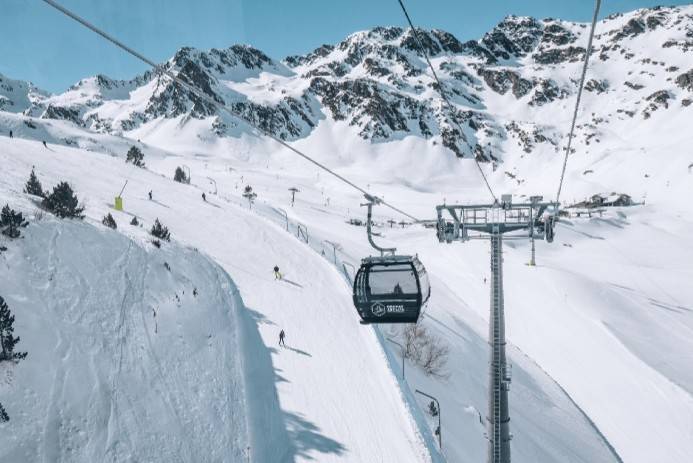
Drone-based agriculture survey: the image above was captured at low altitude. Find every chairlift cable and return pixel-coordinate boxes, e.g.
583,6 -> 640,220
396,0 -> 498,203
556,0 -> 602,205
41,0 -> 422,223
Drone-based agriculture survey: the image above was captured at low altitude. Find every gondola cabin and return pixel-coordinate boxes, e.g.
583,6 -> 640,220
353,255 -> 430,324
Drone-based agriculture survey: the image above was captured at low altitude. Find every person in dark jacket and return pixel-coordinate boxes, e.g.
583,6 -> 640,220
279,329 -> 286,347
148,190 -> 153,200
273,265 -> 282,280
9,130 -> 12,138
202,192 -> 206,202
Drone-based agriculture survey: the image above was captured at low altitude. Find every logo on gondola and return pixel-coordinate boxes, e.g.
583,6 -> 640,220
371,302 -> 405,317
371,302 -> 386,317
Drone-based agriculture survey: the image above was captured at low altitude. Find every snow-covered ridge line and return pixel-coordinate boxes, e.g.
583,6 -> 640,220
2,5 -> 691,162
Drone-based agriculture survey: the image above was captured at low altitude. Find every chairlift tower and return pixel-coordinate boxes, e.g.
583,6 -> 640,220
436,194 -> 556,463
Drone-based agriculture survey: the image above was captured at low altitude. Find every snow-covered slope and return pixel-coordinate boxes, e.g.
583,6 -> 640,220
0,136 -> 440,462
0,218 -> 250,462
1,4 -> 692,463
5,116 -> 688,461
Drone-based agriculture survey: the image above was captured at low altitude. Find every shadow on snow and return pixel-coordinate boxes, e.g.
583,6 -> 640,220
240,307 -> 345,462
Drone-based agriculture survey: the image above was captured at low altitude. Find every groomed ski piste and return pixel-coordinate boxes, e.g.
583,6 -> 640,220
0,133 -> 442,462
1,103 -> 692,462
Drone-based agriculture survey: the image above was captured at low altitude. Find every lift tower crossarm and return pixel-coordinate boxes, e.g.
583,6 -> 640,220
436,200 -> 558,240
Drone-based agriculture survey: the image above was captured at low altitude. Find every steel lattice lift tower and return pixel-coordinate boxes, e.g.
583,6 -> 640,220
436,195 -> 557,463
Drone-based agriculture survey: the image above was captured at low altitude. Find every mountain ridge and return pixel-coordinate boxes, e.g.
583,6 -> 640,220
2,5 -> 692,164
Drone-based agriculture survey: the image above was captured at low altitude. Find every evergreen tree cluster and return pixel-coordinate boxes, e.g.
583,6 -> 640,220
126,146 -> 145,167
102,213 -> 117,229
0,295 -> 27,423
0,205 -> 28,239
24,168 -> 44,197
174,166 -> 189,184
42,182 -> 85,219
150,218 -> 170,242
0,296 -> 27,363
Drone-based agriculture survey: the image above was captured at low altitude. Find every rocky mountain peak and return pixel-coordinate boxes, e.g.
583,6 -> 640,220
480,15 -> 544,60
4,5 -> 691,162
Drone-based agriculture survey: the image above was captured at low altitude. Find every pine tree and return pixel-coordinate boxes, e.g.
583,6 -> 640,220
150,218 -> 170,242
0,402 -> 9,422
24,168 -> 44,197
42,182 -> 85,219
126,146 -> 145,167
102,213 -> 117,229
0,205 -> 28,239
174,167 -> 188,183
0,296 -> 27,363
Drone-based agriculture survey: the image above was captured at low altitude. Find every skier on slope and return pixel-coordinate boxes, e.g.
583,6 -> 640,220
202,192 -> 206,202
279,329 -> 286,347
9,130 -> 12,138
42,140 -> 47,148
148,190 -> 153,200
273,265 -> 282,280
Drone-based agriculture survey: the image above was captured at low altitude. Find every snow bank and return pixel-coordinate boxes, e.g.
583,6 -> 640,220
0,218 -> 249,462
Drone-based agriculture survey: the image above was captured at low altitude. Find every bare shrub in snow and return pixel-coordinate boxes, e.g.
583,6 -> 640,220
400,323 -> 449,378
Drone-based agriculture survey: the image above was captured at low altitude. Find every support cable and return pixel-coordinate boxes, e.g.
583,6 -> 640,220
41,0 -> 422,223
556,0 -> 602,204
396,0 -> 498,203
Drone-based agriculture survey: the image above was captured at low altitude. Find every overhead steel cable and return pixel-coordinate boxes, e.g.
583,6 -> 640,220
556,0 -> 602,204
41,0 -> 422,223
396,0 -> 498,203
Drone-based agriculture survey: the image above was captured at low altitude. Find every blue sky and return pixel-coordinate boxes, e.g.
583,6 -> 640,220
1,0 -> 688,93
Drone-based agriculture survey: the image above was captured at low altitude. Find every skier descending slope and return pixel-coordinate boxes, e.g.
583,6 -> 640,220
279,329 -> 286,347
273,265 -> 282,280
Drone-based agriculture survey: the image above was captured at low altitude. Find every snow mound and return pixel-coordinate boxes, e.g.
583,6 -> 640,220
0,219 -> 249,462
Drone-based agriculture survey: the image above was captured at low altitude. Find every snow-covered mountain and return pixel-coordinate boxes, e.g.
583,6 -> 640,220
1,5 -> 693,463
0,73 -> 48,114
4,5 -> 693,164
